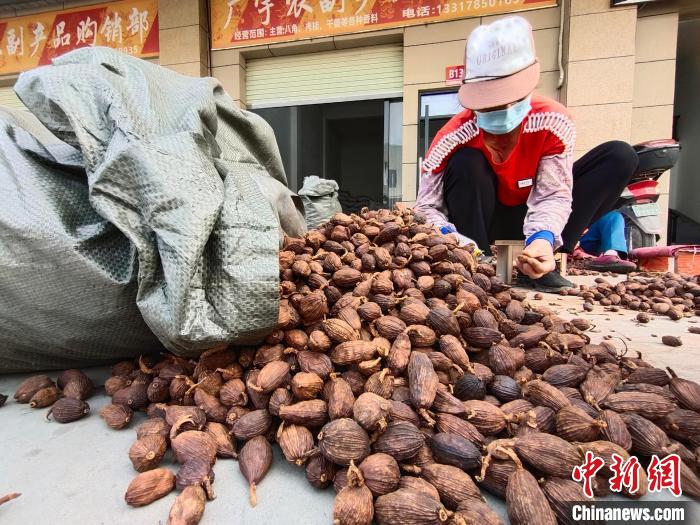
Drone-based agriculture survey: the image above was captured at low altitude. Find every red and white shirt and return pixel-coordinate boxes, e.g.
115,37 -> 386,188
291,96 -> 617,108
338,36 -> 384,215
415,94 -> 576,247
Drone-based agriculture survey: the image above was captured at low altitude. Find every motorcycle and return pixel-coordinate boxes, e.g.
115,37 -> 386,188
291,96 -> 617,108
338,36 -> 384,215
617,139 -> 680,250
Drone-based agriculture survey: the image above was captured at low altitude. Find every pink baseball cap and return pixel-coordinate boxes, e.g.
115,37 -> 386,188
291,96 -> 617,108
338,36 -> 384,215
458,16 -> 540,110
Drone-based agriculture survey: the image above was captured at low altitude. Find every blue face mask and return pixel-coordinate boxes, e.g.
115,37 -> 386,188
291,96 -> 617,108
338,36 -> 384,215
475,96 -> 532,135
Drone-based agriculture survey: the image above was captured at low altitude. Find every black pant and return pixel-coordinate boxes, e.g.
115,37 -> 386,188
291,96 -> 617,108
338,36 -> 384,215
443,141 -> 638,255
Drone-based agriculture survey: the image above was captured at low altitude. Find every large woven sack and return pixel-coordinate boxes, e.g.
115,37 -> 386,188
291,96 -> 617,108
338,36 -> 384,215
0,47 -> 305,372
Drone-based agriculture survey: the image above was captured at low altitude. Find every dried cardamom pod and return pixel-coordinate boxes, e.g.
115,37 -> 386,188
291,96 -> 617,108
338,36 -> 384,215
454,495 -> 504,525
204,422 -> 236,458
167,485 -> 206,525
420,463 -> 480,510
522,379 -> 571,412
580,367 -> 619,407
358,453 -> 400,496
305,454 -> 336,489
555,405 -> 607,442
667,368 -> 700,411
505,456 -> 556,525
171,430 -> 217,466
136,417 -> 170,441
326,374 -> 355,420
601,392 -> 675,419
453,373 -> 486,401
625,366 -> 669,386
318,418 -> 371,466
600,409 -> 633,451
330,341 -> 377,366
112,383 -> 149,410
239,435 -> 273,507
399,476 -> 440,501
438,334 -> 471,372
279,399 -> 328,427
105,375 -> 132,396
541,364 -> 588,388
125,468 -> 175,507
353,392 -> 391,433
14,375 -> 54,403
231,409 -> 272,441
542,477 -> 601,525
434,413 -> 485,448
99,403 -> 133,430
408,352 -> 438,425
129,434 -> 167,472
46,397 -> 89,423
277,423 -> 315,466
372,421 -> 424,461
463,400 -> 508,435
619,412 -> 676,456
406,324 -> 437,347
488,375 -> 521,402
219,378 -> 248,407
332,461 -> 374,525
389,400 -> 421,427
514,432 -> 580,478
176,458 -> 215,500
249,361 -> 290,394
28,385 -> 61,408
429,433 -> 481,472
62,373 -> 94,400
364,368 -> 394,399
374,488 -> 450,525
268,387 -> 293,417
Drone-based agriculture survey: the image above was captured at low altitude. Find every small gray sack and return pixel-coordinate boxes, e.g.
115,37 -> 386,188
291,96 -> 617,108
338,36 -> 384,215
298,175 -> 342,229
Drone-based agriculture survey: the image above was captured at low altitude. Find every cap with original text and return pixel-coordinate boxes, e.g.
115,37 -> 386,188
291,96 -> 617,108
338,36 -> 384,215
458,15 -> 540,110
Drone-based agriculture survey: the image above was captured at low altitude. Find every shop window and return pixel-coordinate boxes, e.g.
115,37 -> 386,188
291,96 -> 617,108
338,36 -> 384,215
418,90 -> 462,160
253,98 -> 402,213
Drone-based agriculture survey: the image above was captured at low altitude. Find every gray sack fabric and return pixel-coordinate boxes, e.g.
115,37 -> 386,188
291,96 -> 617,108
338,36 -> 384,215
298,176 -> 342,229
0,47 -> 305,372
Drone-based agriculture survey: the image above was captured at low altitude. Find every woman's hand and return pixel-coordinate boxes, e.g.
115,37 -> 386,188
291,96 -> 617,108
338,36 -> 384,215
516,239 -> 555,279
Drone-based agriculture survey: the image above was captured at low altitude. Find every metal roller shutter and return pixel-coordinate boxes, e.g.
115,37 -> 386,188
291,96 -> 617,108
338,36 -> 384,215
246,44 -> 403,108
0,86 -> 25,111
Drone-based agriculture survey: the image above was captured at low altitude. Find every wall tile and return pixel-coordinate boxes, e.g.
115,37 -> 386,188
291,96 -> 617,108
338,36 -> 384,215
159,0 -> 204,30
635,13 -> 679,63
536,71 -> 562,101
404,40 -> 467,85
211,64 -> 246,102
633,60 -> 676,107
404,18 -> 478,47
483,6 -> 561,30
402,162 -> 418,201
164,61 -> 205,77
631,105 -> 674,144
534,27 -> 560,73
568,10 -> 637,61
159,25 -> 202,65
567,56 -> 635,106
211,49 -> 243,68
570,0 -> 634,16
403,124 -> 418,164
569,103 -> 633,151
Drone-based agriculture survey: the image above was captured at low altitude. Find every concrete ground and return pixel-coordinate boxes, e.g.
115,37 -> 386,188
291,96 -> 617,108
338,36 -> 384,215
0,275 -> 698,524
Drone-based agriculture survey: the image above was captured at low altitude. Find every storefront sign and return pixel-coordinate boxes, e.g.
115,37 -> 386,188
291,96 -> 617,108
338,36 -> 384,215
0,0 -> 158,75
445,64 -> 465,85
211,0 -> 558,50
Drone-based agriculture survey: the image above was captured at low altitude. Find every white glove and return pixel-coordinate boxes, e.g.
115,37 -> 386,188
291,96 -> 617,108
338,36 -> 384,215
440,225 -> 482,254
